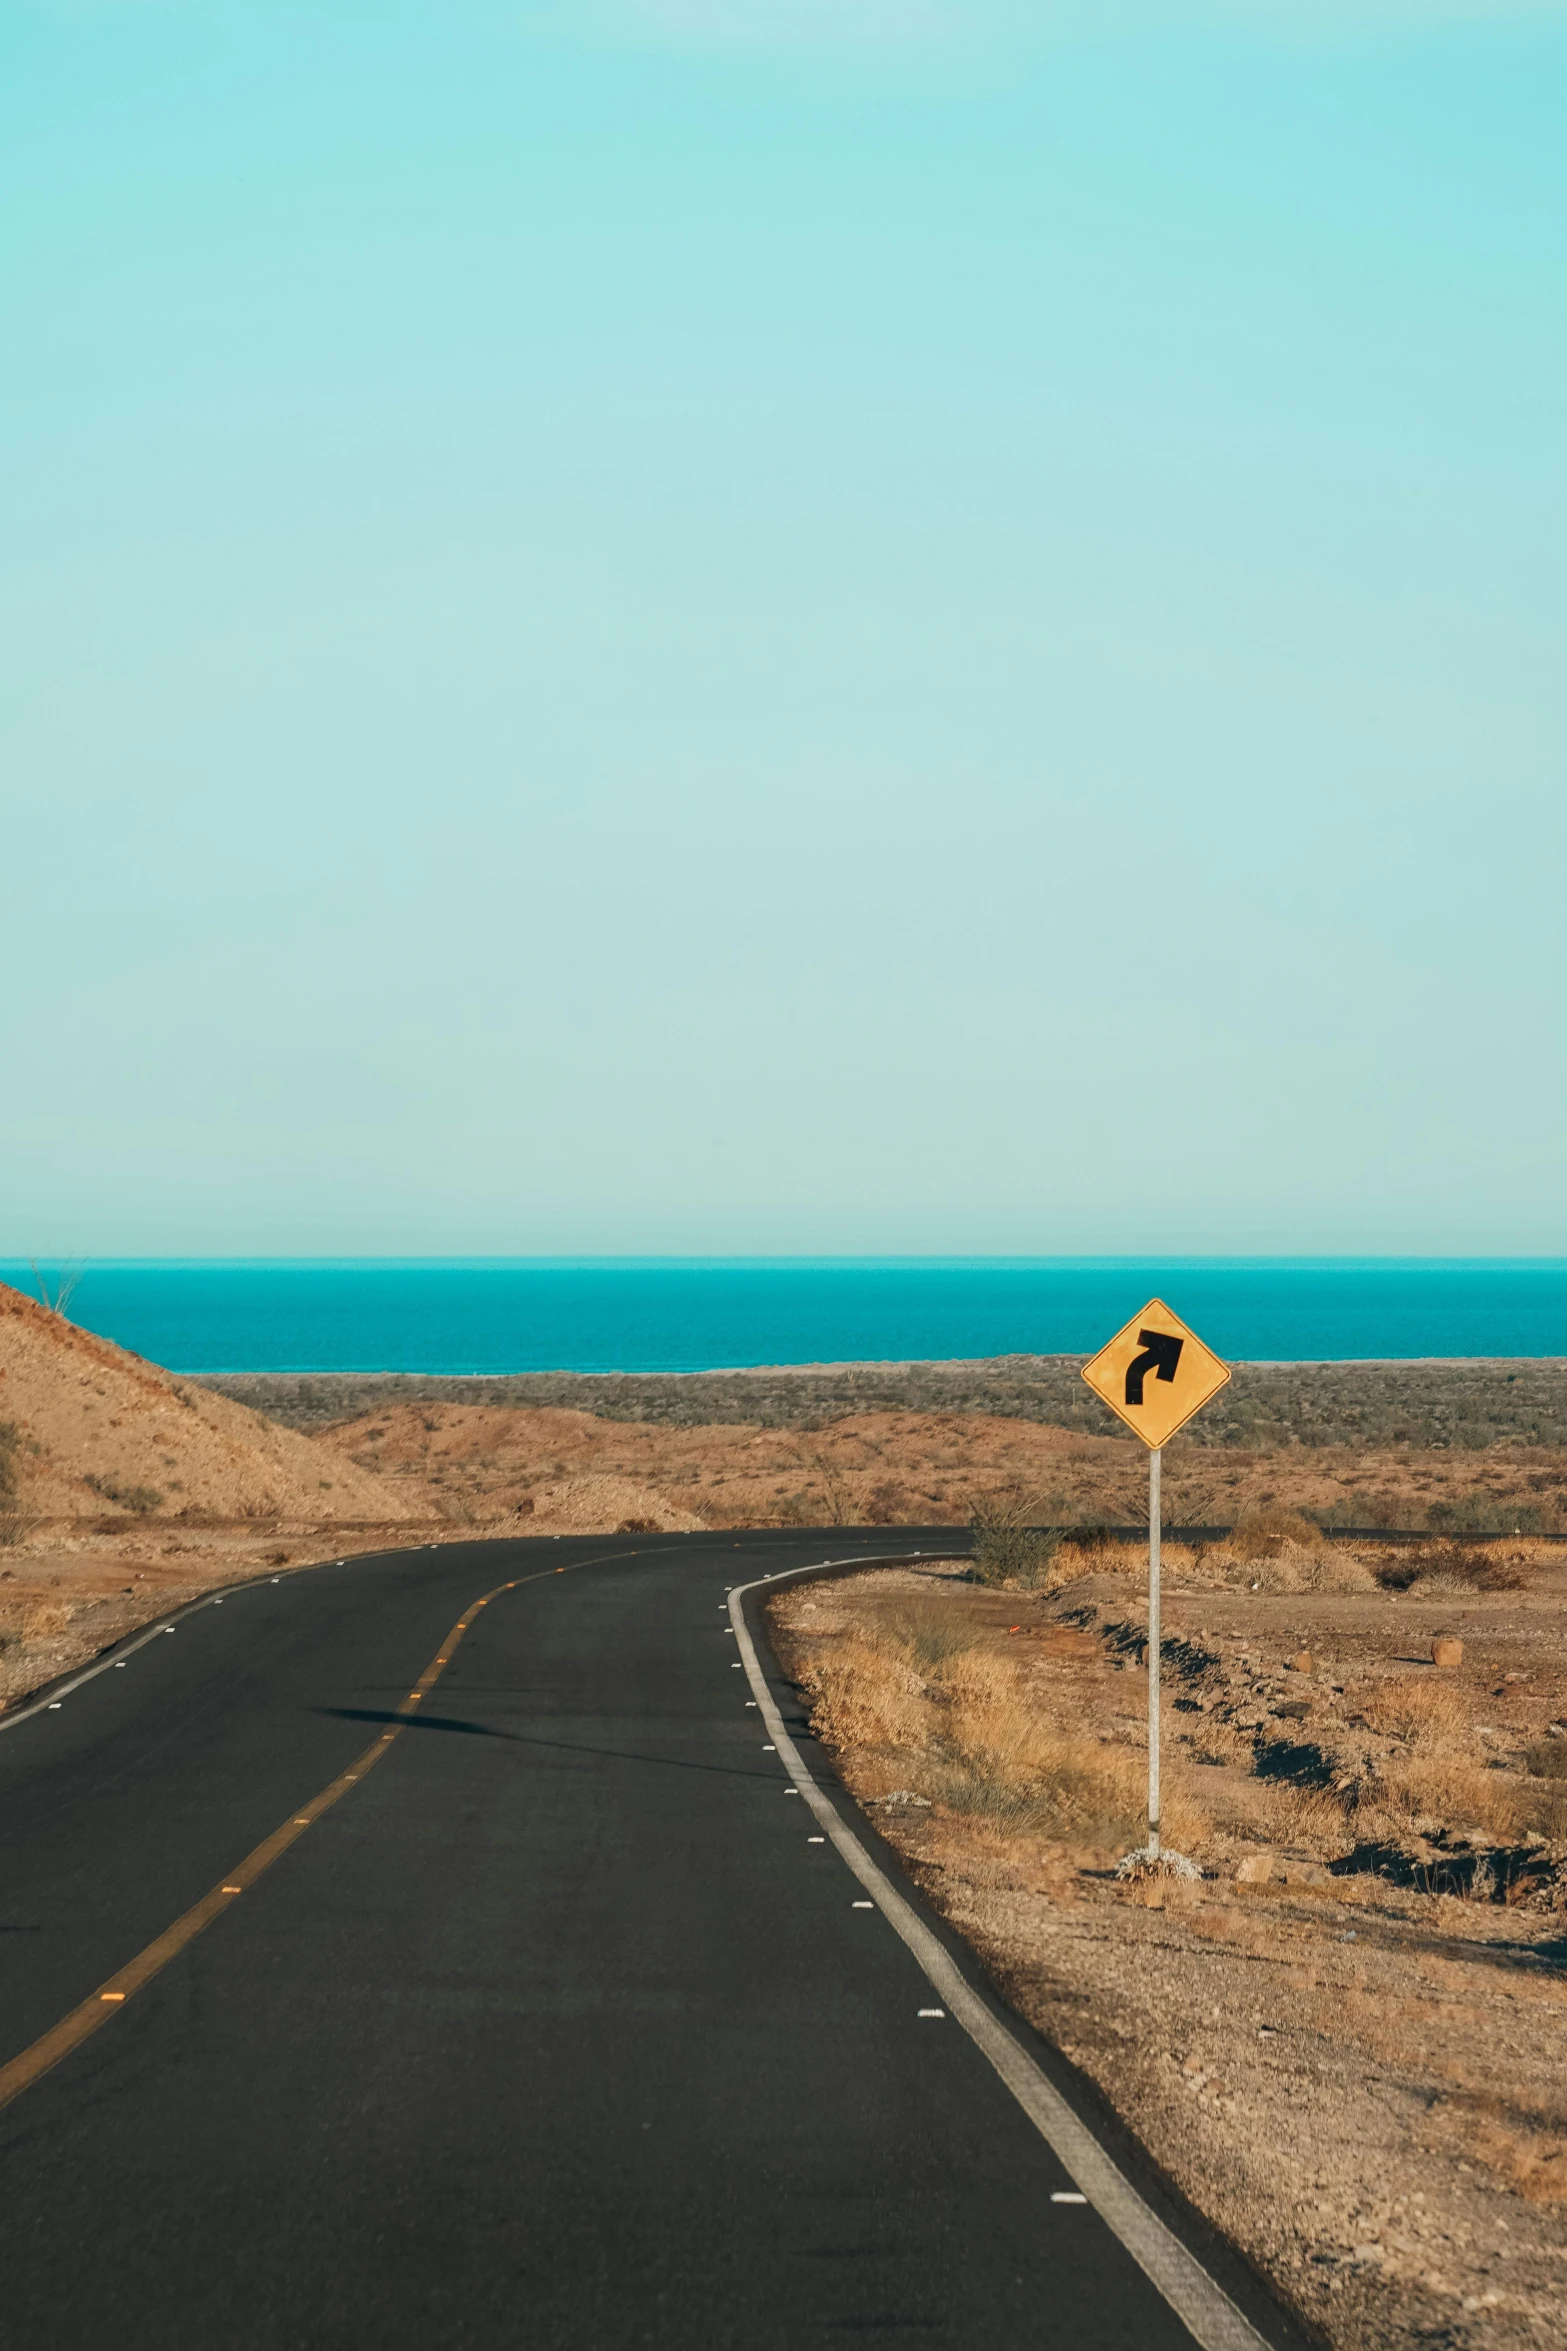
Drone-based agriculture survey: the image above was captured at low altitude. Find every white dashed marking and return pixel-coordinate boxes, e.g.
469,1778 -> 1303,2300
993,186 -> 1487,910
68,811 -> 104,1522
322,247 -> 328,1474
852,1900 -> 873,1909
1053,2193 -> 1089,2205
728,1557 -> 1272,2351
918,2008 -> 945,2018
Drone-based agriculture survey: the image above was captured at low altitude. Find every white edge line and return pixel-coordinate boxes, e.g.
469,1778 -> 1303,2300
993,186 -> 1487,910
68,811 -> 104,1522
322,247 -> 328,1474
0,1547 -> 347,1737
0,1524 -> 704,1741
729,1556 -> 1272,2351
0,1614 -> 196,1732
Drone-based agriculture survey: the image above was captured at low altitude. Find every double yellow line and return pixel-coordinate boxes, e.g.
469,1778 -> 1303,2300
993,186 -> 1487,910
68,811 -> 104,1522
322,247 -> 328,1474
0,1561 -> 570,2117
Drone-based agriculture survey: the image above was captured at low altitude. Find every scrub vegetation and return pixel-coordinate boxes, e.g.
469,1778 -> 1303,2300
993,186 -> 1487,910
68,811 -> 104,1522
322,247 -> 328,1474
213,1358 -> 1567,1536
205,1356 -> 1567,1450
767,1558 -> 1567,2351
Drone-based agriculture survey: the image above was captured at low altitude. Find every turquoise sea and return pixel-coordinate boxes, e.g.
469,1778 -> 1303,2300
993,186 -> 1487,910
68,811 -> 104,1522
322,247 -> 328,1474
4,1259 -> 1565,1374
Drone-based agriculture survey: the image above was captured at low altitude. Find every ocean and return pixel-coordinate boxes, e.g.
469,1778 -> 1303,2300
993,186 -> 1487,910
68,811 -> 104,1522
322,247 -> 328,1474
5,1259 -> 1566,1375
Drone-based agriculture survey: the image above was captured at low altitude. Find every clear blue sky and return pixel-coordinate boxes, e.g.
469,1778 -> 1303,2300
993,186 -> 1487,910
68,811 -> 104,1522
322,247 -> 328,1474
4,2 -> 1564,1257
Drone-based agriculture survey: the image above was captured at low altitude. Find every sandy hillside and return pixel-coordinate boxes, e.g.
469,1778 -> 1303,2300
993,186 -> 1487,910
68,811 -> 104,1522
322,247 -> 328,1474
313,1390 -> 1567,1537
316,1399 -> 1119,1529
0,1282 -> 416,1526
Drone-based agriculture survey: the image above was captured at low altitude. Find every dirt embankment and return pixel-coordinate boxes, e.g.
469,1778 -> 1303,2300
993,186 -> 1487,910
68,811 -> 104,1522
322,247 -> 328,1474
0,1284 -> 415,1526
0,1283 -> 437,1708
767,1546 -> 1567,2351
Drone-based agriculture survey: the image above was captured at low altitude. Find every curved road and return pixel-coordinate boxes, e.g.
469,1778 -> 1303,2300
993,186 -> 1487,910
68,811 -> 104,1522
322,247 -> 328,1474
0,1530 -> 1297,2349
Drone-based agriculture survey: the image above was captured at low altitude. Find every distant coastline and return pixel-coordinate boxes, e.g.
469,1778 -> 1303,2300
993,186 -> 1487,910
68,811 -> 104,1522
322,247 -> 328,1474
6,1259 -> 1565,1377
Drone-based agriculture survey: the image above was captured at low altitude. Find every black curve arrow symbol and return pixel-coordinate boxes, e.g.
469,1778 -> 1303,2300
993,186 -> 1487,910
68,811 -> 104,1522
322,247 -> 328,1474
1125,1330 -> 1184,1407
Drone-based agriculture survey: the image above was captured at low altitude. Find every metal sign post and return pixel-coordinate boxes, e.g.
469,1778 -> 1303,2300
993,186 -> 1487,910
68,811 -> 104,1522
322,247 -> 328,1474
1079,1298 -> 1230,1877
1147,1444 -> 1161,1862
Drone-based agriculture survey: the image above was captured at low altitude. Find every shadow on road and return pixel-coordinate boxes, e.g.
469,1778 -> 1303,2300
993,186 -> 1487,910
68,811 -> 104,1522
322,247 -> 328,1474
316,1709 -> 786,1783
320,1706 -> 515,1739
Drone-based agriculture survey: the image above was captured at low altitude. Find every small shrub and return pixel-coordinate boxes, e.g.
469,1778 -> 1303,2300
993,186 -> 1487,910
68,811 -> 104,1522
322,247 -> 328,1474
1465,2116 -> 1567,2205
970,1491 -> 1063,1590
0,1424 -> 30,1544
1524,1739 -> 1567,1781
1362,1756 -> 1523,1844
1215,1530 -> 1376,1595
1229,1509 -> 1324,1562
1375,1541 -> 1527,1594
800,1638 -> 928,1753
21,1600 -> 72,1643
929,1646 -> 1206,1852
882,1601 -> 978,1669
1061,1519 -> 1121,1554
82,1474 -> 164,1516
1359,1675 -> 1468,1747
862,1479 -> 913,1526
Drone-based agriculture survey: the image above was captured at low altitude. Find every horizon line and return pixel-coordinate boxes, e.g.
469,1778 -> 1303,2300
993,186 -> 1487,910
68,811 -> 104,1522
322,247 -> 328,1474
7,1255 -> 1567,1273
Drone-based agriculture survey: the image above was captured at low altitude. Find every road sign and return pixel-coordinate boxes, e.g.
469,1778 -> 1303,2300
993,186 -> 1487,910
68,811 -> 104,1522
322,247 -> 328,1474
1079,1297 -> 1230,1451
1081,1298 -> 1231,1873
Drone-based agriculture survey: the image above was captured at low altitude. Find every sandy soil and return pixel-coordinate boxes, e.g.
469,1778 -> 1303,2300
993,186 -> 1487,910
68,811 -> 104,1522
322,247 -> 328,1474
0,1283 -> 413,1525
0,1281 -> 453,1708
766,1557 -> 1567,2351
311,1395 -> 1567,1540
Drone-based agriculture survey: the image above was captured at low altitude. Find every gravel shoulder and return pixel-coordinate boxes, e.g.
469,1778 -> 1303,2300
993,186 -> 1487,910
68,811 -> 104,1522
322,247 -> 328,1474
766,1557 -> 1567,2351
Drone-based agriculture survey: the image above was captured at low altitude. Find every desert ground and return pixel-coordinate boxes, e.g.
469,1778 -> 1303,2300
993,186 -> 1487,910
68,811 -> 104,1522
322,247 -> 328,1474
5,1278 -> 1566,1707
5,1282 -> 1567,2341
235,1357 -> 1567,1537
767,1546 -> 1567,2351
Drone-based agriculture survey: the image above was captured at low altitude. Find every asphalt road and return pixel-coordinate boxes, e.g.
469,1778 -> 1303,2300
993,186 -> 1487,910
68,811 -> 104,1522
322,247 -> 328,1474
0,1530 -> 1285,2349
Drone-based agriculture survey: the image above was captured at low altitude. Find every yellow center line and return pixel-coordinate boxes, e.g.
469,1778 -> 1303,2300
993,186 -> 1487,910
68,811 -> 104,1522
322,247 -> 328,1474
0,1546 -> 633,2119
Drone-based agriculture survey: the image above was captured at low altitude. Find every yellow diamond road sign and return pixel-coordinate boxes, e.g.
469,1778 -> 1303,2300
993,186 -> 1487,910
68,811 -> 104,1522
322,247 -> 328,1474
1080,1297 -> 1231,1450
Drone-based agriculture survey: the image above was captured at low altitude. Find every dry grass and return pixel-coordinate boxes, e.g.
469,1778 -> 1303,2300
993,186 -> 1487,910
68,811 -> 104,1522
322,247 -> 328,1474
1342,1673 -> 1567,1841
799,1637 -> 929,1753
1217,1539 -> 1380,1595
20,1599 -> 73,1641
1229,1508 -> 1326,1560
928,1646 -> 1160,1846
1463,2115 -> 1567,2205
794,1592 -> 1206,1855
771,1562 -> 1567,2351
1359,1674 -> 1470,1746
